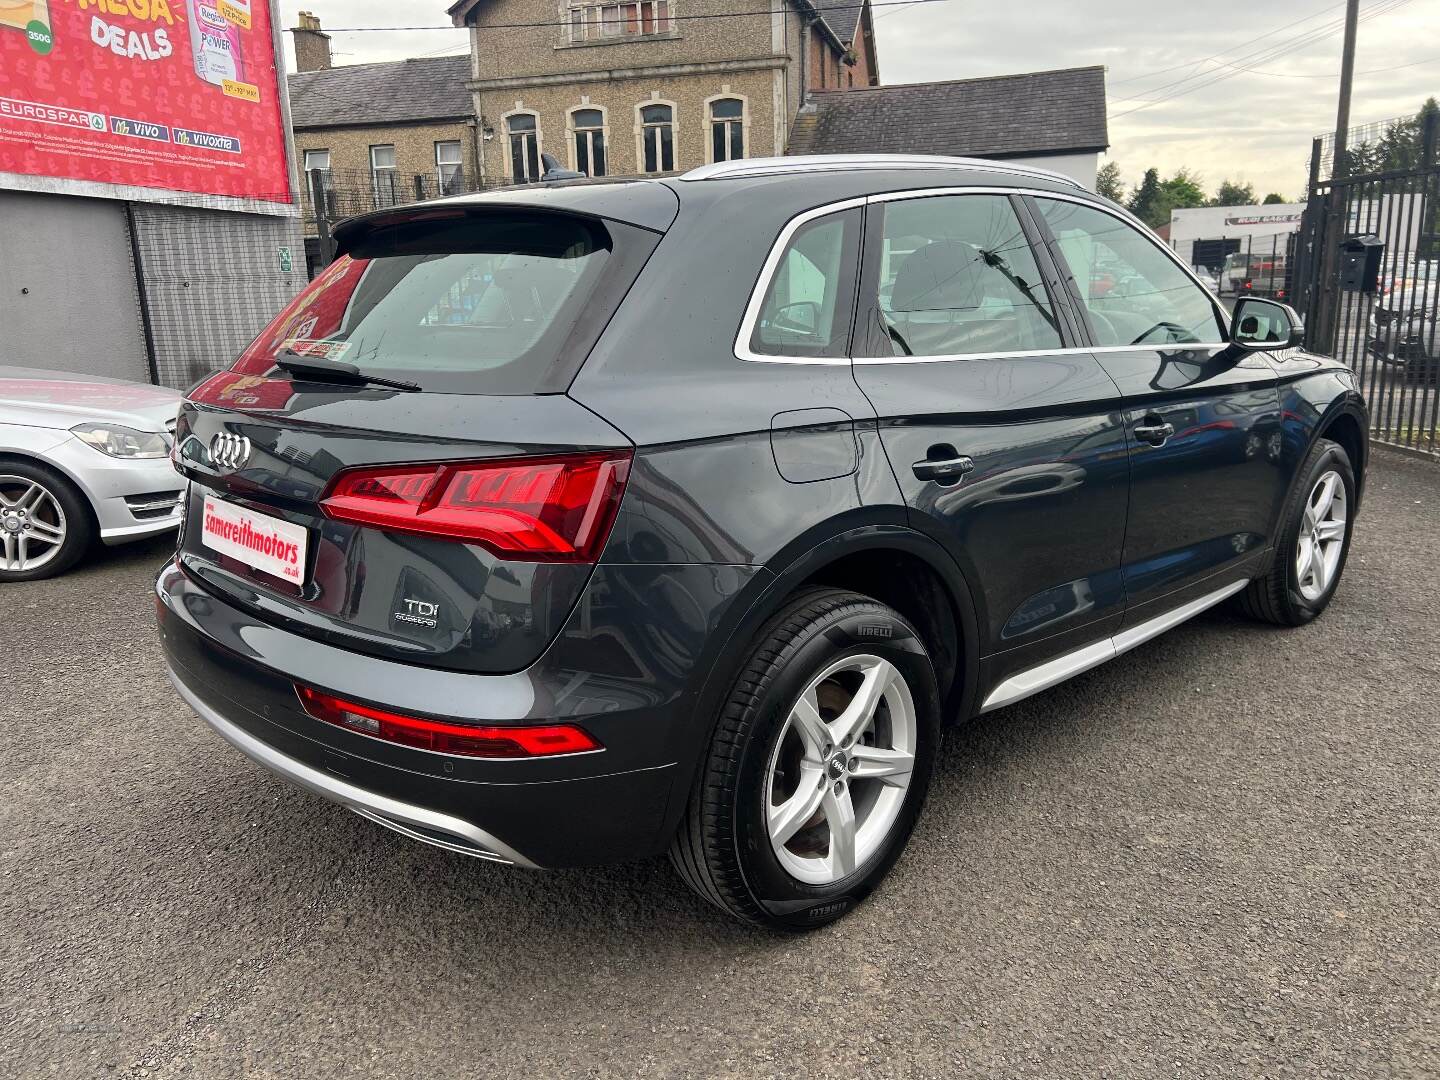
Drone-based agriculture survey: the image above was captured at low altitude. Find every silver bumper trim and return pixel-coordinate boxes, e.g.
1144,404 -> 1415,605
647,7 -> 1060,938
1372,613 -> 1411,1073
166,666 -> 538,868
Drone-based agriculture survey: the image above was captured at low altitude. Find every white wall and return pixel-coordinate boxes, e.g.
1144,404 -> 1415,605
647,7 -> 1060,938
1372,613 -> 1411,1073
1168,203 -> 1305,266
1003,152 -> 1099,191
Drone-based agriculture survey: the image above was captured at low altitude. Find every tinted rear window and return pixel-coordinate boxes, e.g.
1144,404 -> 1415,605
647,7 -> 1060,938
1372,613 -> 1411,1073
233,210 -> 657,394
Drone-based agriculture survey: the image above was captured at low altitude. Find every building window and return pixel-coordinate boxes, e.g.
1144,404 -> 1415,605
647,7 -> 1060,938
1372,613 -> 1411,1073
370,144 -> 397,208
302,148 -> 332,197
570,108 -> 607,177
435,140 -> 463,194
709,97 -> 744,162
507,113 -> 540,182
639,103 -> 674,173
568,1 -> 671,42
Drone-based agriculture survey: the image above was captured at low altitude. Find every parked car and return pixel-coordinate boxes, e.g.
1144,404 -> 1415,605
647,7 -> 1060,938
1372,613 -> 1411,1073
1368,274 -> 1438,381
156,155 -> 1369,929
1,367 -> 181,581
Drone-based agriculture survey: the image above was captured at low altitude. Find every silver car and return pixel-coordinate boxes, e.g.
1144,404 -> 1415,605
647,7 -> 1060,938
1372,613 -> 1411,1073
1,367 -> 182,581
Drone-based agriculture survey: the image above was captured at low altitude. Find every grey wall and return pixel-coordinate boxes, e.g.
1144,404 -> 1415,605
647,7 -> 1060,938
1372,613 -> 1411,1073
129,204 -> 307,389
0,191 -> 150,383
0,192 -> 305,389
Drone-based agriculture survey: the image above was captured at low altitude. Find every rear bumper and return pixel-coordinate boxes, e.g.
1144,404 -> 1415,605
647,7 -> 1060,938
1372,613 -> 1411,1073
167,665 -> 539,866
154,556 -> 754,867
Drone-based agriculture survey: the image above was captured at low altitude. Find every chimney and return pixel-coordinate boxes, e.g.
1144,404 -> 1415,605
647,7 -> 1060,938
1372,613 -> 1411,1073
293,11 -> 332,72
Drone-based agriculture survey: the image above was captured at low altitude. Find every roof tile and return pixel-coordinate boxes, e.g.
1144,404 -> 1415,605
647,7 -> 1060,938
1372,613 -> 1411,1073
789,66 -> 1108,158
287,56 -> 472,129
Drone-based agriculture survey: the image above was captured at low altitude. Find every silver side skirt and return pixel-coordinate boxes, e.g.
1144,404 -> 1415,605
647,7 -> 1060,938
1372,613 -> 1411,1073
980,579 -> 1249,713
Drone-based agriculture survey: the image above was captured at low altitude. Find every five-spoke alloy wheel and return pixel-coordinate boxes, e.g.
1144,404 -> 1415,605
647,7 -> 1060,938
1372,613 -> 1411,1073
671,588 -> 939,930
765,655 -> 917,885
1237,437 -> 1356,626
1295,470 -> 1347,602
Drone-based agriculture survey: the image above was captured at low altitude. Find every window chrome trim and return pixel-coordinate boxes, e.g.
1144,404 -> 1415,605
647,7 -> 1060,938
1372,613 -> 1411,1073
733,186 -> 1232,366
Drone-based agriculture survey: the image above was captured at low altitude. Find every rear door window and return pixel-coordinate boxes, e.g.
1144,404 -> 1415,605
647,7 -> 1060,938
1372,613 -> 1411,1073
864,194 -> 1063,358
233,210 -> 658,394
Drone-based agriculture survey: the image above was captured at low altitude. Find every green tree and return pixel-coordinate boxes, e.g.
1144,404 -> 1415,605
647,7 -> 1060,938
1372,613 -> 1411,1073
1144,168 -> 1207,229
1095,160 -> 1125,202
1262,192 -> 1287,204
1212,179 -> 1256,207
1127,168 -> 1162,227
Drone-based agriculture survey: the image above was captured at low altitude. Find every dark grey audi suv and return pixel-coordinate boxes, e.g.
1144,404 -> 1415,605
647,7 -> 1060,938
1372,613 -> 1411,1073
157,154 -> 1367,929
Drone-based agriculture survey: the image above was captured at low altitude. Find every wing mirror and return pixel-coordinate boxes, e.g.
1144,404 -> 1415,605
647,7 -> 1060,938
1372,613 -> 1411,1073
1230,296 -> 1304,351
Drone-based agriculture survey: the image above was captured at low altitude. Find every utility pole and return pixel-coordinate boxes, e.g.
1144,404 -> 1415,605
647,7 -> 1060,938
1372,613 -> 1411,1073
1314,0 -> 1361,352
1331,0 -> 1361,176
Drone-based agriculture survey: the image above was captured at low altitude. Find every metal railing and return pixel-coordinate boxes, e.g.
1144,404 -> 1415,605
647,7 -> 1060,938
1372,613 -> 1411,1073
1294,121 -> 1439,457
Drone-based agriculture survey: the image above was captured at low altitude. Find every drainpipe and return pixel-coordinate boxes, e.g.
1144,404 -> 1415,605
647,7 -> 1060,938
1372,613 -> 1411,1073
799,17 -> 810,104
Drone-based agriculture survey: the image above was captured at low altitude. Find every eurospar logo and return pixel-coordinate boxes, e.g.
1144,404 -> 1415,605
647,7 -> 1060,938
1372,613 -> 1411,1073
0,96 -> 105,131
173,125 -> 241,153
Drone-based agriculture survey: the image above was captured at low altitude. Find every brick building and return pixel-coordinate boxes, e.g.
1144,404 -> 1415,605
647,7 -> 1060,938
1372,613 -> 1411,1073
445,0 -> 879,182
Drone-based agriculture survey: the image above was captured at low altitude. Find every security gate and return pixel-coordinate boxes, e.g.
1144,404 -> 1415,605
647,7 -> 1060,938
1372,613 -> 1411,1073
1294,117 -> 1439,457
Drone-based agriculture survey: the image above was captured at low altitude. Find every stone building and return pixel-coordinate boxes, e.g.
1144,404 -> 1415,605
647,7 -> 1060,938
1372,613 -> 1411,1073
445,0 -> 879,182
287,13 -> 480,269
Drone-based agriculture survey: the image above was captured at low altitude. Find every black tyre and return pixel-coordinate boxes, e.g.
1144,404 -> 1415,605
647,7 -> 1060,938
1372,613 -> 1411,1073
670,588 -> 940,930
1237,438 -> 1355,626
0,460 -> 95,582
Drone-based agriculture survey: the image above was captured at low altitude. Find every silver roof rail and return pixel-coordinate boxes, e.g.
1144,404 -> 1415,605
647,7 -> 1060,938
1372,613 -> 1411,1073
679,154 -> 1085,189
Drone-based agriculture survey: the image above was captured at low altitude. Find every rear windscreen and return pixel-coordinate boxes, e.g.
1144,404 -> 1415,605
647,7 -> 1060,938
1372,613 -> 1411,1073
233,210 -> 656,394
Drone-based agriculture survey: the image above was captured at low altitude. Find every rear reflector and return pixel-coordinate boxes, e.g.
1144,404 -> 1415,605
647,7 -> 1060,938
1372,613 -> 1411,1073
319,450 -> 632,562
296,685 -> 602,759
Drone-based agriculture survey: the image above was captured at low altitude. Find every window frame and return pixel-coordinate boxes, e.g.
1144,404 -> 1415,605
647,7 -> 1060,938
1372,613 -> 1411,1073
434,139 -> 463,192
705,94 -> 747,164
567,0 -> 673,43
734,186 -> 1230,365
635,99 -> 677,174
567,105 -> 608,177
369,144 -> 398,208
1023,193 -> 1230,349
503,110 -> 542,183
747,206 -> 864,360
851,190 -> 1077,360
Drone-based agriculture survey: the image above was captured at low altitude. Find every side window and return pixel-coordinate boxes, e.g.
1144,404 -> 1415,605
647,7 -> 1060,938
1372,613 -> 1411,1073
750,209 -> 859,358
869,194 -> 1062,357
1035,198 -> 1226,347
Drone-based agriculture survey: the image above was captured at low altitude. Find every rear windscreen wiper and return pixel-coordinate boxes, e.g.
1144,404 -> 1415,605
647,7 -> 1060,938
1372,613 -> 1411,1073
274,352 -> 421,393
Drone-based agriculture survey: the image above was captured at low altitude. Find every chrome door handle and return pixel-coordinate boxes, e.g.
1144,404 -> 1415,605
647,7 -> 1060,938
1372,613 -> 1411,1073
912,455 -> 975,482
1132,421 -> 1174,446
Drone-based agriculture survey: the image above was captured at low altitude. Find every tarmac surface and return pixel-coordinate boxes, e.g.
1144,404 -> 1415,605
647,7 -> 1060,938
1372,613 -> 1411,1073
3,447 -> 1437,1078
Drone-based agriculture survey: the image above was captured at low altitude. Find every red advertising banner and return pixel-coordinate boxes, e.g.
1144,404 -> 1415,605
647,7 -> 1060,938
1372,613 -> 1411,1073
0,0 -> 291,203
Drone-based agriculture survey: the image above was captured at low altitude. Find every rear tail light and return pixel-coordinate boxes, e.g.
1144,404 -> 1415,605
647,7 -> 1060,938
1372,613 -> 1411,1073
319,450 -> 632,562
296,685 -> 602,759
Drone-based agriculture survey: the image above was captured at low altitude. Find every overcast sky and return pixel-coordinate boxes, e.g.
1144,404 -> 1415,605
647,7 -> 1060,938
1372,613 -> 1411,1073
285,0 -> 1439,201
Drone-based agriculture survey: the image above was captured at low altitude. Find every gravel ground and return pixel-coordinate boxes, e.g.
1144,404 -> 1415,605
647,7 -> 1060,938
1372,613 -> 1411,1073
2,448 -> 1437,1079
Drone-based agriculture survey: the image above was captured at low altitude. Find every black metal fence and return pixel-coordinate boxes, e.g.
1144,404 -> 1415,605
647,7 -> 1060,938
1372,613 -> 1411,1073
1176,233 -> 1296,303
1292,112 -> 1439,457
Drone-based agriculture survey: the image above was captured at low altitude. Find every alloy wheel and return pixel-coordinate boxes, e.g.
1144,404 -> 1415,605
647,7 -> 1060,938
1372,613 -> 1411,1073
0,475 -> 68,574
764,654 -> 917,885
1296,469 -> 1347,602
